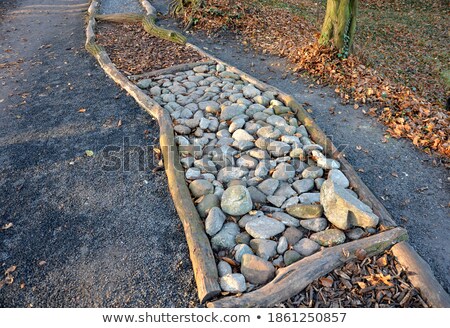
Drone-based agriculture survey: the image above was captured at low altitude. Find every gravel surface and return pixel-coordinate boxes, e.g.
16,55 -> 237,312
98,0 -> 143,15
0,0 -> 197,307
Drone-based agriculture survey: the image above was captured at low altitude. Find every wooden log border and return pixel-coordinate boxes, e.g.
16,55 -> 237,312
85,1 -> 450,307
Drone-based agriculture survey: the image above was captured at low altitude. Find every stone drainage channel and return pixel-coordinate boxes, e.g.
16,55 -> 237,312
135,64 -> 381,294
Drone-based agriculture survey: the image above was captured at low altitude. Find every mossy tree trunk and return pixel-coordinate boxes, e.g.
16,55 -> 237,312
319,0 -> 358,57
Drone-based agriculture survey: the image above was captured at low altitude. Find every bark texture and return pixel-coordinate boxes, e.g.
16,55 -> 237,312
319,0 -> 358,56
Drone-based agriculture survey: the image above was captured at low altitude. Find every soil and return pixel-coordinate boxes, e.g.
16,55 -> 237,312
96,22 -> 206,75
0,0 -> 197,307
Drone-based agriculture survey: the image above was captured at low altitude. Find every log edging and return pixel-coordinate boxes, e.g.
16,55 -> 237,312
85,1 -> 450,307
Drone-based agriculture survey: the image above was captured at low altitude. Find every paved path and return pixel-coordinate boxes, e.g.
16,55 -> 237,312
0,0 -> 196,307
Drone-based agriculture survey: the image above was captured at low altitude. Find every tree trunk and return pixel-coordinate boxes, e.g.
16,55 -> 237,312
319,0 -> 358,57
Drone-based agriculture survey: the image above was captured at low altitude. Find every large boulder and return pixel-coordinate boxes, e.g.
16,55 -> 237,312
320,180 -> 379,230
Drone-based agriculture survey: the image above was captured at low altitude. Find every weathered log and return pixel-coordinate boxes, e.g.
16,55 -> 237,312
208,227 -> 408,308
95,13 -> 144,23
142,15 -> 186,45
127,60 -> 214,81
391,242 -> 450,308
85,0 -> 221,304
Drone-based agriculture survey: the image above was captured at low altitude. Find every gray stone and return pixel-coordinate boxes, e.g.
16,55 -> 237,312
236,155 -> 258,169
238,211 -> 263,228
299,192 -> 321,204
229,118 -> 246,133
197,194 -> 220,218
281,196 -> 299,209
255,137 -> 270,150
247,186 -> 267,204
272,212 -> 300,227
299,218 -> 328,232
220,71 -> 240,79
228,179 -> 247,187
346,227 -> 365,240
274,183 -> 297,198
174,125 -> 191,135
302,166 -> 324,179
162,93 -> 176,103
266,115 -> 287,127
210,222 -> 240,250
284,250 -> 302,266
286,204 -> 323,219
193,65 -> 209,73
254,161 -> 270,178
293,238 -> 321,256
249,239 -> 278,260
253,95 -> 270,106
257,178 -> 280,196
221,185 -> 253,216
290,147 -> 306,160
277,236 -> 288,254
272,162 -> 295,180
217,167 -> 248,183
257,126 -> 281,140
217,129 -> 231,139
205,207 -> 227,236
241,254 -> 275,285
234,244 -> 254,262
229,93 -> 244,102
199,117 -> 210,130
232,129 -> 254,142
243,84 -> 261,98
186,167 -> 202,180
249,149 -> 269,160
315,178 -> 325,190
219,274 -> 247,293
320,180 -> 379,230
245,122 -> 262,135
220,104 -> 246,120
232,140 -> 254,151
310,229 -> 346,247
217,260 -> 232,277
150,86 -> 161,96
292,179 -> 315,194
137,79 -> 152,89
328,169 -> 350,188
237,98 -> 253,106
246,104 -> 265,117
245,215 -> 285,239
189,179 -> 214,197
283,227 -> 303,246
235,232 -> 252,245
267,141 -> 291,157
266,195 -> 286,208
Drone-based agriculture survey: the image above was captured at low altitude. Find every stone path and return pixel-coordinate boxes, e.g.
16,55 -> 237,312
135,64 -> 383,293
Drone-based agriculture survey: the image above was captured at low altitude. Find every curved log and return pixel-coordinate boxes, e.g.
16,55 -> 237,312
391,242 -> 450,308
208,227 -> 408,308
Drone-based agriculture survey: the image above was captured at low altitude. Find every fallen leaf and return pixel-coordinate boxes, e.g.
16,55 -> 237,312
78,108 -> 87,113
38,260 -> 47,267
1,222 -> 13,231
117,119 -> 122,127
319,277 -> 334,288
5,265 -> 17,275
85,150 -> 94,157
391,172 -> 399,178
355,249 -> 367,261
